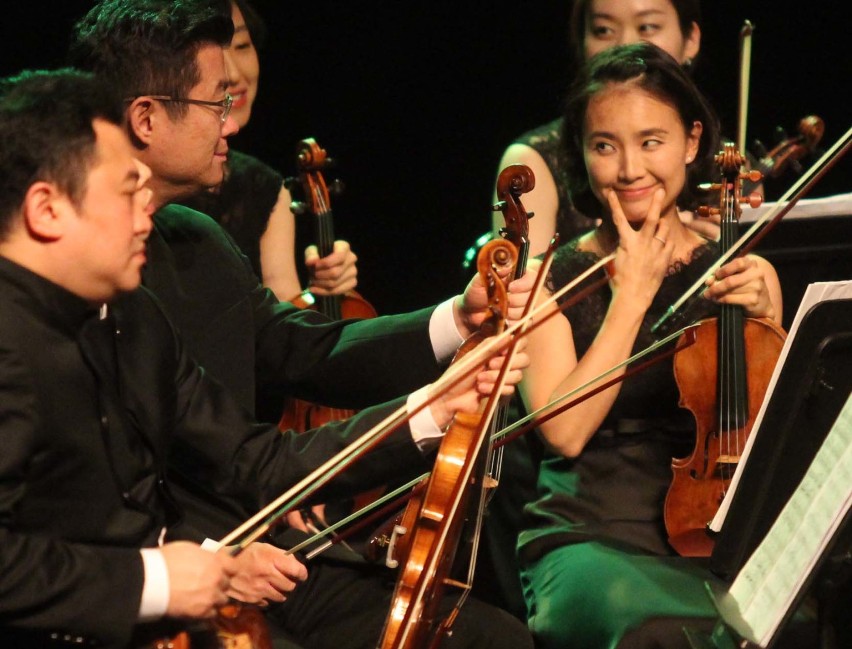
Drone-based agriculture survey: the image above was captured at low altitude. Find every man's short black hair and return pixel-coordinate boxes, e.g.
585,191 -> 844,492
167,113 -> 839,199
69,0 -> 234,120
0,68 -> 124,237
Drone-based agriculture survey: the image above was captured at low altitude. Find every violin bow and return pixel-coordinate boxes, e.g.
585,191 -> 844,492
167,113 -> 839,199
216,239 -> 604,555
263,246 -> 625,561
652,125 -> 852,333
492,324 -> 700,449
737,20 -> 755,156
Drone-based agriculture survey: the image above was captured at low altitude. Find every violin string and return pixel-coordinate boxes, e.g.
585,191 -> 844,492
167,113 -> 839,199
652,126 -> 852,332
282,245 -> 555,560
218,250 -> 610,552
457,238 -> 555,599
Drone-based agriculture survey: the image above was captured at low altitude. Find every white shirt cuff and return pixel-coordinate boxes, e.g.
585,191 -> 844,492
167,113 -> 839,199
429,298 -> 465,364
407,385 -> 444,452
138,548 -> 170,621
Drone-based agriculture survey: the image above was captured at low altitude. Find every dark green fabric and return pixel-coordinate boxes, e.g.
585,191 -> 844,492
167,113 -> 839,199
522,542 -> 720,649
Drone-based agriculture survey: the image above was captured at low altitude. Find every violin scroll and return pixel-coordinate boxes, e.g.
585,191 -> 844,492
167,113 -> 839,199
492,163 -> 534,258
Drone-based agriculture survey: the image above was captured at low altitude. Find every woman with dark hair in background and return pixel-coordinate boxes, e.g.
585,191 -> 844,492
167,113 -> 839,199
183,0 -> 359,303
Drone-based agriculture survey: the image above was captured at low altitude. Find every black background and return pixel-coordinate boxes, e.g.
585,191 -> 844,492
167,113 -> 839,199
3,1 -> 850,314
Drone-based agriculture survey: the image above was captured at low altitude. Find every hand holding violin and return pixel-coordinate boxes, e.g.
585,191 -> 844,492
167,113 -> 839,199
453,263 -> 539,339
226,542 -> 308,606
702,255 -> 782,324
428,337 -> 530,428
304,239 -> 359,297
160,541 -> 237,619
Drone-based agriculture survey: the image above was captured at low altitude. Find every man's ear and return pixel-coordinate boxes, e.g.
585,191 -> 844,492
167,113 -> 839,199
126,97 -> 158,146
21,181 -> 71,241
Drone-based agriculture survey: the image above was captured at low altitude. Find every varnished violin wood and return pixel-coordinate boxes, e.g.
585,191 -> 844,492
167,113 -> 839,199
666,315 -> 786,556
381,411 -> 483,649
379,239 -> 517,649
664,143 -> 787,557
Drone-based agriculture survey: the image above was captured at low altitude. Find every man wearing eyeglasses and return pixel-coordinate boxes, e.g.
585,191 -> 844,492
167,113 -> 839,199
68,1 -> 534,648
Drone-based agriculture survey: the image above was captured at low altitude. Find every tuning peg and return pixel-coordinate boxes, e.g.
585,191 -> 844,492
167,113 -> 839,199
290,200 -> 307,215
740,192 -> 763,209
697,182 -> 722,192
283,176 -> 299,190
492,200 -> 507,212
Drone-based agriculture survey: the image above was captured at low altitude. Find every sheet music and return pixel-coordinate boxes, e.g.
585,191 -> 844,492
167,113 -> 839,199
740,191 -> 852,223
710,280 -> 852,531
722,392 -> 852,646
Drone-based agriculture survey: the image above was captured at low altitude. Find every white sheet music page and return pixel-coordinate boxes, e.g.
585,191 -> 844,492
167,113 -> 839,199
740,191 -> 852,223
710,280 -> 852,532
724,391 -> 852,646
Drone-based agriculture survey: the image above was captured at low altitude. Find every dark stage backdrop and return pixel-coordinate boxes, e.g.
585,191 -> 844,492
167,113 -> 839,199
3,1 -> 850,314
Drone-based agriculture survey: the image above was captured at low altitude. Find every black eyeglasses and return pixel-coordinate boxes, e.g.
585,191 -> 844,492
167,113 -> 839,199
141,94 -> 233,123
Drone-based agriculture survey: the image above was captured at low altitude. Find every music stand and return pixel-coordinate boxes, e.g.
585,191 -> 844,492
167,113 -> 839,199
710,298 -> 852,579
686,297 -> 852,648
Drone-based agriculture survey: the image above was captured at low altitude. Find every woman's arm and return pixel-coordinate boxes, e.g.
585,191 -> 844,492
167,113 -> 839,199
258,185 -> 302,301
520,191 -> 675,457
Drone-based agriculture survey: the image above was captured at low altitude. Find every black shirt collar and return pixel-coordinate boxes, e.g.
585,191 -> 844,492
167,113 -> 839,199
0,255 -> 101,332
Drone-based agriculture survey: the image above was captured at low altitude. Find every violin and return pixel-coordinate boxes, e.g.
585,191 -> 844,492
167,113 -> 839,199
664,144 -> 786,557
286,138 -> 376,320
363,165 -> 537,566
378,239 -> 518,649
753,115 -> 825,179
280,138 -> 376,431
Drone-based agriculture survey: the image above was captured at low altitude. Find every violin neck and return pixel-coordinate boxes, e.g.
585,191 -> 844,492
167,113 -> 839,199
717,208 -> 749,428
513,238 -> 530,280
315,208 -> 342,320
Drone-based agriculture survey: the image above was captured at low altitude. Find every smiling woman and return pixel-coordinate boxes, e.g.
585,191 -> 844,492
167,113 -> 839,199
516,42 -> 783,649
224,0 -> 261,129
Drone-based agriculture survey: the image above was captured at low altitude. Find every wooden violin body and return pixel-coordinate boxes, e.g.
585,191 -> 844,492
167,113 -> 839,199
381,410 -> 487,649
755,115 -> 825,179
378,239 -> 517,649
665,316 -> 785,556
